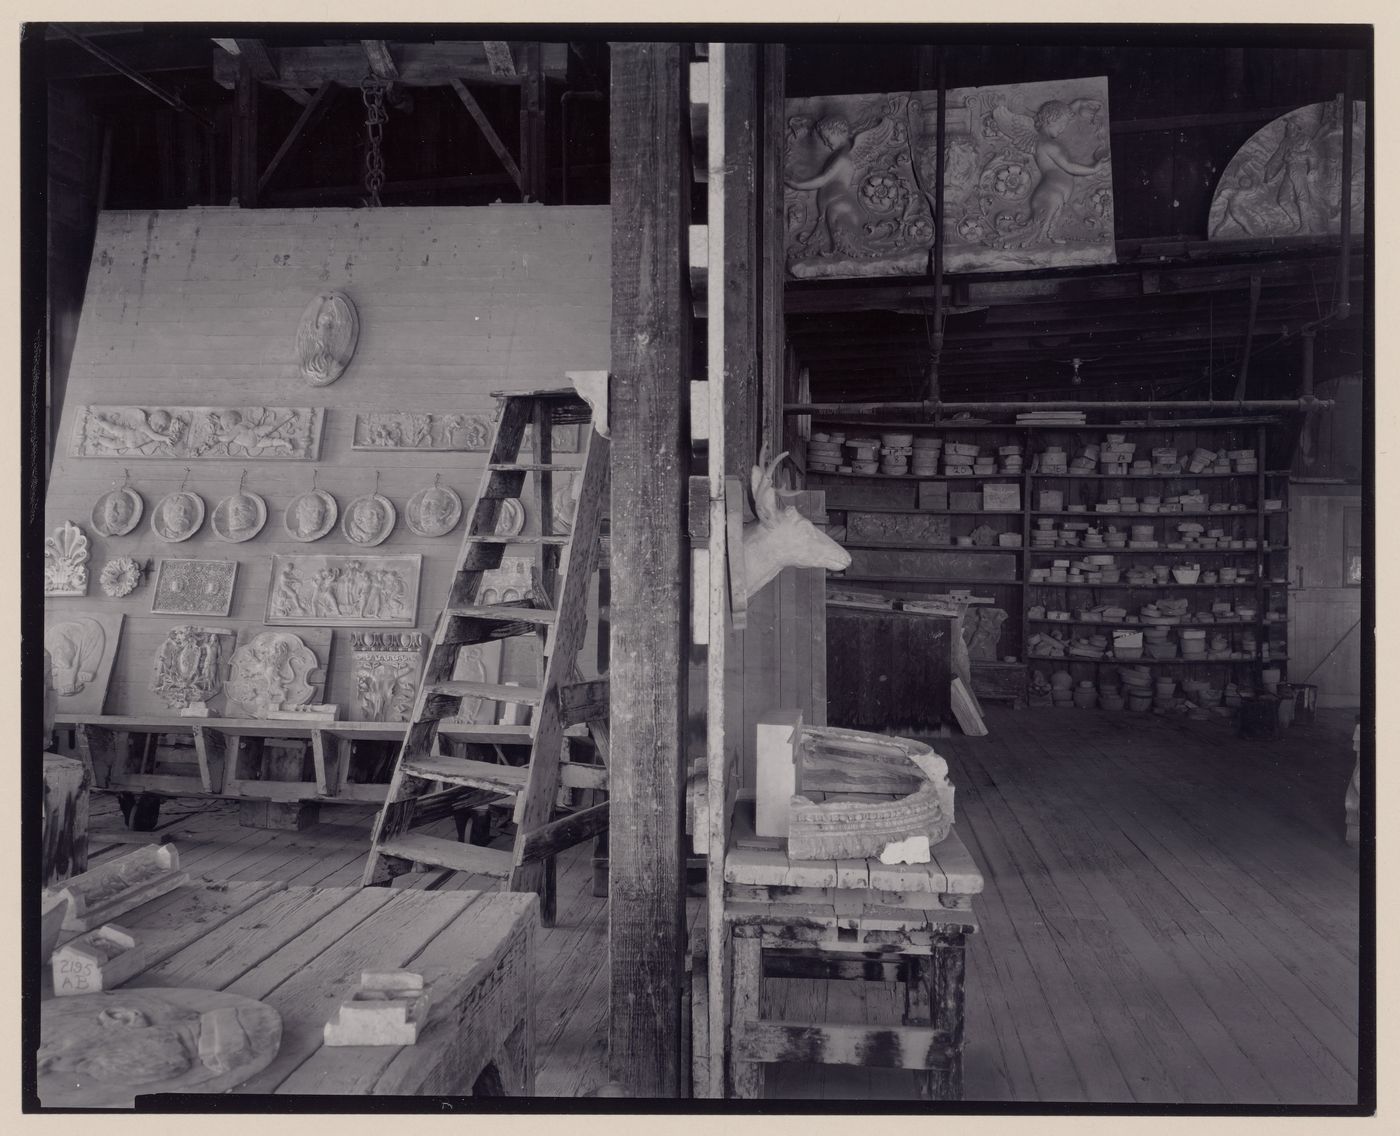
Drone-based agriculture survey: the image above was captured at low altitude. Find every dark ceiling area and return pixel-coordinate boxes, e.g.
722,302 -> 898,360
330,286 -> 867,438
33,27 -> 1371,408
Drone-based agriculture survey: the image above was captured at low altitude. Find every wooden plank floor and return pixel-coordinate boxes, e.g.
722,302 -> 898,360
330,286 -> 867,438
76,707 -> 1361,1103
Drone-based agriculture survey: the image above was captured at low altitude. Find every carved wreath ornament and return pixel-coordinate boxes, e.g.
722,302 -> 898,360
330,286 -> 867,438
99,557 -> 143,598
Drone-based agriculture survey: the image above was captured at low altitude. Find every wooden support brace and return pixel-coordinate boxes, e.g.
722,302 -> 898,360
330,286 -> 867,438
258,80 -> 339,194
450,78 -> 523,192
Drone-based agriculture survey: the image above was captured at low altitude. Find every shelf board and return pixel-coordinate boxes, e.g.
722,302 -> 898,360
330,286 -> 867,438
1026,547 -> 1282,556
1028,471 -> 1290,480
811,416 -> 1284,431
827,505 -> 1025,516
841,540 -> 1022,552
810,470 -> 1021,482
833,574 -> 1024,587
1026,580 -> 1271,589
1030,656 -> 1288,666
1027,619 -> 1269,630
1030,510 -> 1260,519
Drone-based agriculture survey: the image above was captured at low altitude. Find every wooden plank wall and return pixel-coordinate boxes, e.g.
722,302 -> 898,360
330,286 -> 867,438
44,205 -> 611,717
1289,486 -> 1363,707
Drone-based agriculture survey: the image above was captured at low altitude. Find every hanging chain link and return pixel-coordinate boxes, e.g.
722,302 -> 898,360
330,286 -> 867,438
360,76 -> 388,207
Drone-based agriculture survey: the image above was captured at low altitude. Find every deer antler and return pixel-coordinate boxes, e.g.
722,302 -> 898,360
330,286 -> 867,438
751,446 -> 791,527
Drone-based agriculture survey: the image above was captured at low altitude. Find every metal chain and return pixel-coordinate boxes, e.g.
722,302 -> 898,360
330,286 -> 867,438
360,76 -> 388,207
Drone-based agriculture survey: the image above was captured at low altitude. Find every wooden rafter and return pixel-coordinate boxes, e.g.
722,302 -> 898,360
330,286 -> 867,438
257,81 -> 339,195
213,42 -> 568,90
232,39 -> 275,79
448,78 -> 523,192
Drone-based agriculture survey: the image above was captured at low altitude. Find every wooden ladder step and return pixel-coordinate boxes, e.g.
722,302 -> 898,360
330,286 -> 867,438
402,755 -> 529,793
374,833 -> 514,878
443,605 -> 558,624
424,681 -> 544,705
436,723 -> 534,745
466,534 -> 571,545
486,462 -> 578,472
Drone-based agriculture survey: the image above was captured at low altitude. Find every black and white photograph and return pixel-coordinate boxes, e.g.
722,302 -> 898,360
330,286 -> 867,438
19,14 -> 1376,1116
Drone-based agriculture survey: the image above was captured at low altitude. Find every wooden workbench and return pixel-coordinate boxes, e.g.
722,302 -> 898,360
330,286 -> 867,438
698,800 -> 983,1100
41,879 -> 537,1099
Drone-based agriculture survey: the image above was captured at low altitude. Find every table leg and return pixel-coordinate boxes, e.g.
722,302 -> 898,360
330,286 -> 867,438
728,930 -> 764,1099
929,935 -> 967,1101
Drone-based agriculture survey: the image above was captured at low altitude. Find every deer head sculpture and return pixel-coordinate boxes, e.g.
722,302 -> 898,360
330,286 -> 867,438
742,449 -> 851,600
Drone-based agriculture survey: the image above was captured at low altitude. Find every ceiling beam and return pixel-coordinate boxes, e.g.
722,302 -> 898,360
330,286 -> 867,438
50,24 -> 213,129
212,42 -> 569,90
233,39 -> 276,79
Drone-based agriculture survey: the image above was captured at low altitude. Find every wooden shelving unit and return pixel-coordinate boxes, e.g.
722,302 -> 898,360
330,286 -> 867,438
809,418 -> 1291,699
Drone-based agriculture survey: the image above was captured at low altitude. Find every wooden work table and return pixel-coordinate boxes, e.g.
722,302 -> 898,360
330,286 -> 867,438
698,800 -> 984,1100
40,879 -> 537,1100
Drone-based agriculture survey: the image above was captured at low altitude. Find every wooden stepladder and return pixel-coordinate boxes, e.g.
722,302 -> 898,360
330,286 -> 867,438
362,387 -> 610,923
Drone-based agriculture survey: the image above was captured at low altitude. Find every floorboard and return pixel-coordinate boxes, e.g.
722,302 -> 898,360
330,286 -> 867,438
67,708 -> 1361,1102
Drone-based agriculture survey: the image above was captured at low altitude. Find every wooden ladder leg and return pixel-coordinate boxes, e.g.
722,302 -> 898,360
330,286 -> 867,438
929,935 -> 967,1102
727,929 -> 764,1099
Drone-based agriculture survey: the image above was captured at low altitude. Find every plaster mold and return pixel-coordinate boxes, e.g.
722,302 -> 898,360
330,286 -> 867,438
341,493 -> 397,546
266,553 -> 421,627
351,631 -> 427,722
149,492 -> 206,543
296,290 -> 359,386
211,492 -> 268,543
150,625 -> 234,713
283,489 -> 339,542
90,488 -> 144,537
45,522 -> 91,597
151,559 -> 237,617
405,485 -> 463,538
224,630 -> 324,719
785,76 -> 1114,279
71,406 -> 324,460
1209,98 -> 1366,239
45,612 -> 123,716
351,411 -> 493,451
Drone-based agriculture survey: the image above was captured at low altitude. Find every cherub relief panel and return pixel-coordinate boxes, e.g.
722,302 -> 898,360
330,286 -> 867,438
71,406 -> 324,460
785,76 -> 1115,279
1208,98 -> 1366,240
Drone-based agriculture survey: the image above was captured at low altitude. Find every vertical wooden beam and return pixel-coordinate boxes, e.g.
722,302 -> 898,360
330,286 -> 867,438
232,55 -> 259,206
519,42 -> 548,202
760,44 -> 787,461
607,41 -> 690,1098
723,45 -> 759,477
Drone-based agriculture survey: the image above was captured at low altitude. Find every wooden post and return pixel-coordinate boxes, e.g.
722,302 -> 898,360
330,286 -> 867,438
519,42 -> 547,202
233,55 -> 259,206
759,44 -> 787,460
606,41 -> 690,1097
723,45 -> 759,477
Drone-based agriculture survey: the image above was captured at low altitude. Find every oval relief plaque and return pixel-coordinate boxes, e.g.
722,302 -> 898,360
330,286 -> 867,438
296,290 -> 359,387
211,491 -> 268,543
150,491 -> 206,543
405,485 -> 463,538
90,487 -> 144,537
342,493 -> 396,547
283,489 -> 339,542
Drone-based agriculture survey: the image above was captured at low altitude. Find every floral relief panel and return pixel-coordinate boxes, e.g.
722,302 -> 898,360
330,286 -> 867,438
785,76 -> 1115,279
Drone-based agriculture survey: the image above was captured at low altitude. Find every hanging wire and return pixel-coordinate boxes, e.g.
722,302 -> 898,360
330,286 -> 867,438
311,467 -> 318,492
373,469 -> 380,496
237,469 -> 247,494
178,467 -> 190,492
360,75 -> 388,207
